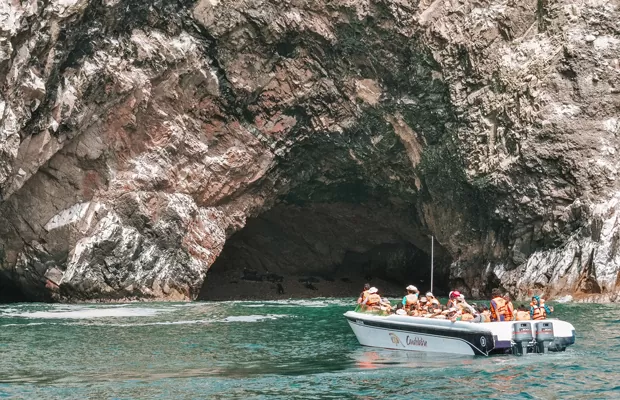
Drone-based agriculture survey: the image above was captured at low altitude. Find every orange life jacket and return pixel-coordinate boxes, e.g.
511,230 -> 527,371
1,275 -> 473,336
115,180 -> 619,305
504,301 -> 514,321
490,297 -> 508,321
366,293 -> 381,306
515,310 -> 531,321
532,306 -> 546,320
404,294 -> 418,310
358,290 -> 369,304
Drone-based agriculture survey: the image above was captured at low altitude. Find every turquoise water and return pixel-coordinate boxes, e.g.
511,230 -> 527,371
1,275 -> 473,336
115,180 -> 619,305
1,299 -> 619,399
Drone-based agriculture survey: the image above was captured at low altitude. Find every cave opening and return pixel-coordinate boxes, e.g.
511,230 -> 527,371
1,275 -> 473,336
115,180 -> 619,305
198,108 -> 457,300
199,198 -> 453,301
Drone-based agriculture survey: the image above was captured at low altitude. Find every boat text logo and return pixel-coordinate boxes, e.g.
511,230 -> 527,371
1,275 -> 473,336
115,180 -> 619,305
389,333 -> 405,347
406,336 -> 428,347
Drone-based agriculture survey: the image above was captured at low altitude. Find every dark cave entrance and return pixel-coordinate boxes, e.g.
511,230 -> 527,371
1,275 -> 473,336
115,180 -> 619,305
198,201 -> 452,301
199,108 -> 456,301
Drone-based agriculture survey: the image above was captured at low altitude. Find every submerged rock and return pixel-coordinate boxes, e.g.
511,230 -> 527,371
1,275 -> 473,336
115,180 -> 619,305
0,0 -> 619,302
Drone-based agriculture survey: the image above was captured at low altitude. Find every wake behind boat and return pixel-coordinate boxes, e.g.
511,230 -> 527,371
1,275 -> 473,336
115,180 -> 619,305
344,310 -> 576,356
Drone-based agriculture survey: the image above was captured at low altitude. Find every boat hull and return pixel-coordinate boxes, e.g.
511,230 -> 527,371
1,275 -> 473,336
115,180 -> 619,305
345,311 -> 495,356
344,311 -> 576,356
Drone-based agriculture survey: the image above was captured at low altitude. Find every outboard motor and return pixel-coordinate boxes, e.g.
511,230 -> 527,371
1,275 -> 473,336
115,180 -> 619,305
535,321 -> 555,353
512,322 -> 534,355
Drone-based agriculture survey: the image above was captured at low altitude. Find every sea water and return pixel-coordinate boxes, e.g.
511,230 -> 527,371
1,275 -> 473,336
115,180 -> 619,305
1,299 -> 619,399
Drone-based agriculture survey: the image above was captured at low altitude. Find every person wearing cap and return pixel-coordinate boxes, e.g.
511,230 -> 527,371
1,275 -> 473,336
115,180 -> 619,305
362,287 -> 382,310
446,290 -> 461,309
357,283 -> 371,304
402,285 -> 419,311
490,288 -> 509,321
426,292 -> 440,306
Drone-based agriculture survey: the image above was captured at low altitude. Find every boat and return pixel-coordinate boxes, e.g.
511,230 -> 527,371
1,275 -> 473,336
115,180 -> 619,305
344,310 -> 576,356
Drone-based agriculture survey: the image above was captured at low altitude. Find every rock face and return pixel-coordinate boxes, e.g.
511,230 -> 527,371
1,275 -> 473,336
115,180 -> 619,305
0,0 -> 619,302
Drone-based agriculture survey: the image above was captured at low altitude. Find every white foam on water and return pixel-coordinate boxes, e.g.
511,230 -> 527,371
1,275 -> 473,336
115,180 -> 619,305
222,314 -> 289,323
0,322 -> 49,327
99,319 -> 213,327
5,307 -> 169,320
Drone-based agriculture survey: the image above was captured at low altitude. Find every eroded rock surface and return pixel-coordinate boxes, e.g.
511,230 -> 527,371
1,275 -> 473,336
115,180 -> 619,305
0,0 -> 619,301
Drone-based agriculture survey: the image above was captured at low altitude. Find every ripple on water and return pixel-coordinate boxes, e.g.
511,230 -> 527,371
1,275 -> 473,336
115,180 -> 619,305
0,300 -> 619,399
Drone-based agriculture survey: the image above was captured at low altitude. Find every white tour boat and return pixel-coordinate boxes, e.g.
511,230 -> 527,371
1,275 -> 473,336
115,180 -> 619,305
344,310 -> 576,356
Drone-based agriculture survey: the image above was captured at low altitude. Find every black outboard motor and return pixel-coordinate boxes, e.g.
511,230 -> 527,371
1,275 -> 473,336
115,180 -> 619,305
535,321 -> 555,353
512,322 -> 534,355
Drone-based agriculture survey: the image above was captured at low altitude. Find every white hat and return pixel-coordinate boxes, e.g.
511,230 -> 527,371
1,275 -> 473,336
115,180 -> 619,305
406,285 -> 418,291
426,292 -> 434,297
458,294 -> 465,301
369,287 -> 378,294
419,297 -> 428,303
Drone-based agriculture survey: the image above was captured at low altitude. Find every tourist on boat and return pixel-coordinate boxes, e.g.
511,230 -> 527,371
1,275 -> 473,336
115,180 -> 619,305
490,288 -> 509,321
395,303 -> 408,315
503,293 -> 515,321
402,285 -> 419,311
357,283 -> 371,304
540,298 -> 554,313
418,296 -> 429,313
530,296 -> 552,320
424,292 -> 438,305
473,305 -> 491,322
448,307 -> 461,322
361,287 -> 382,310
446,291 -> 461,308
380,297 -> 393,312
459,307 -> 475,322
515,305 -> 531,320
456,294 -> 477,315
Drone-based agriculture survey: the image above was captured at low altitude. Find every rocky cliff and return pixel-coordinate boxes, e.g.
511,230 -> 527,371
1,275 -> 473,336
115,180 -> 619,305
1,0 -> 619,302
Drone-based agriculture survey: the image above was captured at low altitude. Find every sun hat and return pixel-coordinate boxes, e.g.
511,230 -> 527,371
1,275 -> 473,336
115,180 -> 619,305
419,297 -> 428,303
406,285 -> 418,291
369,287 -> 378,294
450,290 -> 461,298
426,292 -> 434,297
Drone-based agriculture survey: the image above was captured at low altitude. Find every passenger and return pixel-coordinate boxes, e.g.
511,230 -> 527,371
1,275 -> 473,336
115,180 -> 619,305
427,303 -> 443,318
472,305 -> 487,322
446,291 -> 461,309
362,287 -> 382,310
426,292 -> 440,306
540,299 -> 554,314
418,296 -> 429,314
380,297 -> 393,313
395,303 -> 408,315
402,285 -> 419,311
357,283 -> 371,304
530,296 -> 551,320
503,293 -> 515,321
448,307 -> 461,322
459,307 -> 475,322
515,304 -> 531,321
457,294 -> 477,315
490,288 -> 509,321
